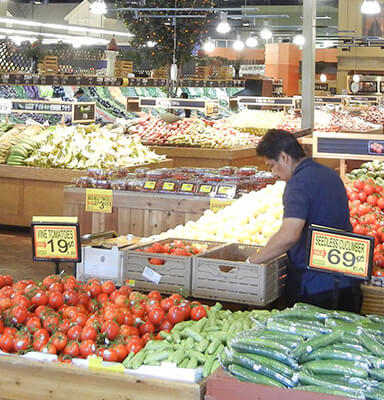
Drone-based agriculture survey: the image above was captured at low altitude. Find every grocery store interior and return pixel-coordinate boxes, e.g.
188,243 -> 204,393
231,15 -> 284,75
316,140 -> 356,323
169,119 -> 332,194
3,0 -> 384,399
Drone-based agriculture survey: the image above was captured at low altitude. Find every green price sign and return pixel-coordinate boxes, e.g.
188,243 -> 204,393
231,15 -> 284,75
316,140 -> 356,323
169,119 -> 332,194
306,225 -> 374,280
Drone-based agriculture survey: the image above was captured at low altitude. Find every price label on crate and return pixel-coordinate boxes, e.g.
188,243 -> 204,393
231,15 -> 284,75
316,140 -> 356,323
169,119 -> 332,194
306,225 -> 374,280
179,182 -> 196,194
143,181 -> 157,190
210,198 -> 235,213
86,189 -> 113,213
31,216 -> 81,262
198,184 -> 214,195
143,266 -> 161,284
161,182 -> 176,192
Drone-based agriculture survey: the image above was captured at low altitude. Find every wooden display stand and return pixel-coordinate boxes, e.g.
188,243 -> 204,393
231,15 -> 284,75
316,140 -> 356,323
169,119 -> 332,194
0,160 -> 172,227
63,187 -> 210,236
149,146 -> 261,168
361,284 -> 384,316
0,355 -> 204,400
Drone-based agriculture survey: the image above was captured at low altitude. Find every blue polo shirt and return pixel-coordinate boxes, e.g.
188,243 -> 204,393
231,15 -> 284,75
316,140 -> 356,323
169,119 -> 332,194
283,158 -> 354,296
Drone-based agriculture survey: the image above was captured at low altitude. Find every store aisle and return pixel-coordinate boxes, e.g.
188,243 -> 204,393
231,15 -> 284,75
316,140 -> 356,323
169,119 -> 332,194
0,227 -> 72,281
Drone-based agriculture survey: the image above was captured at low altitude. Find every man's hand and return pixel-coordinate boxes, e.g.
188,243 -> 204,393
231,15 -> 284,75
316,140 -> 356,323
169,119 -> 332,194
247,218 -> 305,264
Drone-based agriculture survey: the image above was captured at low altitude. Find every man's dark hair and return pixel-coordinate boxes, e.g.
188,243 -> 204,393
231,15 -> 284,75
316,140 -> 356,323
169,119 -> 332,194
75,89 -> 84,96
256,129 -> 306,161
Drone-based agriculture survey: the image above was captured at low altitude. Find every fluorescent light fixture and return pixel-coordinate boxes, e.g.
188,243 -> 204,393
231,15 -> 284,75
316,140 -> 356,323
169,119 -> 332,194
90,0 -> 107,15
293,34 -> 305,46
353,74 -> 361,83
170,63 -> 178,81
361,0 -> 381,15
233,35 -> 244,51
11,36 -> 37,46
0,17 -> 133,37
216,12 -> 231,34
260,28 -> 272,40
202,38 -> 215,52
320,73 -> 327,83
245,35 -> 258,48
146,41 -> 156,47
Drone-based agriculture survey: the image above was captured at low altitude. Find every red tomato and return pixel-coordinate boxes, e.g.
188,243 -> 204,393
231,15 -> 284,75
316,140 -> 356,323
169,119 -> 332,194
88,281 -> 102,298
169,294 -> 183,303
148,307 -> 165,326
50,332 -> 68,352
148,290 -> 162,302
0,319 -> 3,334
48,291 -> 64,310
63,340 -> 80,357
81,326 -> 97,342
364,183 -> 375,195
49,282 -> 64,293
112,343 -> 128,362
126,337 -> 143,354
33,328 -> 49,342
367,195 -> 378,206
161,298 -> 175,312
30,290 -> 49,307
13,294 -> 31,309
101,320 -> 119,340
42,275 -> 60,289
0,334 -> 14,352
167,306 -> 185,325
190,306 -> 207,321
358,192 -> 367,202
377,198 -> 384,210
122,310 -> 134,326
159,319 -> 173,331
353,179 -> 365,191
67,325 -> 82,341
10,305 -> 28,324
179,302 -> 191,320
58,318 -> 71,334
102,348 -> 118,362
97,293 -> 109,303
63,290 -> 79,306
40,343 -> 57,355
139,321 -> 155,336
102,281 -> 116,295
25,316 -> 42,332
141,332 -> 154,345
43,315 -> 60,334
79,339 -> 96,358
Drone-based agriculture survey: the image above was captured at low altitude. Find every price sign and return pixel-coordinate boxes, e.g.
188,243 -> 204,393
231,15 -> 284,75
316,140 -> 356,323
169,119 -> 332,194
143,266 -> 161,284
86,189 -> 113,213
198,184 -> 214,195
179,182 -> 196,194
306,225 -> 374,280
210,198 -> 235,213
31,216 -> 81,263
215,184 -> 237,199
160,182 -> 176,192
143,181 -> 157,190
72,102 -> 96,124
0,99 -> 12,114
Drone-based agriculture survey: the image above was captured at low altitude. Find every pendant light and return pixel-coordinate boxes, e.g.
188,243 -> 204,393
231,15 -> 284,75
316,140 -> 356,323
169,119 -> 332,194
353,74 -> 361,83
293,34 -> 305,46
260,27 -> 272,40
361,0 -> 381,15
320,73 -> 327,83
233,35 -> 245,51
216,12 -> 231,34
245,34 -> 258,48
90,0 -> 107,15
202,38 -> 215,52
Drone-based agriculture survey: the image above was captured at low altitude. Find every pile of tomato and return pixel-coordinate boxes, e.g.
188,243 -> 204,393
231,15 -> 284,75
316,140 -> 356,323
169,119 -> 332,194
137,240 -> 206,265
346,178 -> 384,275
0,274 -> 208,363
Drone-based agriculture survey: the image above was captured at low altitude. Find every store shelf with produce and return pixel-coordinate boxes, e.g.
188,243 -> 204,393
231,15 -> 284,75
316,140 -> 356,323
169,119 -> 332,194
0,160 -> 172,227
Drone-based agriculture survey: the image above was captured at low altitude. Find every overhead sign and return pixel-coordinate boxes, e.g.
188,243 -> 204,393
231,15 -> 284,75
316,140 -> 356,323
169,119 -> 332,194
236,96 -> 295,107
31,216 -> 81,263
86,189 -> 113,213
306,225 -> 373,280
138,97 -> 219,115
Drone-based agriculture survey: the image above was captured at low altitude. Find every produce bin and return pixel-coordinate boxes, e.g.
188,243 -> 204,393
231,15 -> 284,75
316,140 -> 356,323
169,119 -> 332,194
192,243 -> 287,306
76,246 -> 127,285
124,238 -> 226,296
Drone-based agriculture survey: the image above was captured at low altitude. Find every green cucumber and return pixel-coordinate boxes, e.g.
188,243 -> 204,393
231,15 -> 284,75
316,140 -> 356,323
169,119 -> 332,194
179,358 -> 189,368
186,356 -> 198,369
170,349 -> 186,365
130,350 -> 146,369
202,356 -> 215,378
331,310 -> 366,323
183,327 -> 204,343
228,364 -> 285,388
332,343 -> 367,354
266,320 -> 322,339
230,341 -> 298,369
365,389 -> 384,400
359,332 -> 384,357
207,331 -> 228,343
122,351 -> 135,369
302,359 -> 369,378
301,347 -> 370,364
197,338 -> 209,353
293,330 -> 343,360
370,369 -> 384,382
144,350 -> 170,365
231,337 -> 291,354
272,308 -> 329,321
207,339 -> 220,355
295,385 -> 364,398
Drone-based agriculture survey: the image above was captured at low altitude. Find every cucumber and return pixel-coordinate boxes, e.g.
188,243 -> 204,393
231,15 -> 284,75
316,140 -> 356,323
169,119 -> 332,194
144,350 -> 170,365
293,330 -> 343,360
359,332 -> 384,357
228,364 -> 285,388
298,369 -> 365,395
317,374 -> 378,389
203,356 -> 215,378
332,343 -> 368,354
207,339 -> 220,355
368,315 -> 384,324
122,351 -> 135,369
187,350 -> 206,364
131,350 -> 146,369
266,319 -> 323,339
365,389 -> 384,400
183,327 -> 204,343
301,347 -> 371,364
228,352 -> 295,387
186,356 -> 198,369
302,359 -> 369,378
370,369 -> 384,382
295,385 -> 364,398
170,349 -> 186,366
331,310 -> 366,323
230,341 -> 298,369
231,337 -> 291,354
272,308 -> 329,322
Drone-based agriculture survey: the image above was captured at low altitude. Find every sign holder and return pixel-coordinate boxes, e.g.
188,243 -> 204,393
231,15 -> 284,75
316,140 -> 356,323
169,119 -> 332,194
31,216 -> 81,274
306,224 -> 374,308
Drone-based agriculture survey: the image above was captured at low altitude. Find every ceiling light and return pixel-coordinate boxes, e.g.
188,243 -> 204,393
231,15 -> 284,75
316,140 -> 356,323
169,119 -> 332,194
361,0 -> 381,15
320,73 -> 327,83
233,35 -> 244,51
216,11 -> 231,34
90,0 -> 107,15
11,36 -> 37,46
72,42 -> 82,49
202,38 -> 215,52
146,41 -> 156,47
293,34 -> 305,46
353,74 -> 361,83
245,35 -> 258,48
260,28 -> 272,40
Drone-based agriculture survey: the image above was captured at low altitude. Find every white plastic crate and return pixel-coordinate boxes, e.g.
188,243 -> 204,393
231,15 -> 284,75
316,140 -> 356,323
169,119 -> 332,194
124,238 -> 225,296
76,246 -> 125,285
192,243 -> 287,306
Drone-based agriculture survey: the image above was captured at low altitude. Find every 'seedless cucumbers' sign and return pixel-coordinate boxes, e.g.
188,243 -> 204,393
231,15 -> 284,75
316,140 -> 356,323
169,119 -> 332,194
307,225 -> 373,280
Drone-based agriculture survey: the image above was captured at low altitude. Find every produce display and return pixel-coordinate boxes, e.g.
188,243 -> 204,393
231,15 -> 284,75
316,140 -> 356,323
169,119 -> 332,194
126,116 -> 259,149
347,160 -> 384,185
228,110 -> 285,135
223,302 -> 384,400
154,181 -> 285,244
75,166 -> 277,198
19,124 -> 165,169
361,106 -> 384,125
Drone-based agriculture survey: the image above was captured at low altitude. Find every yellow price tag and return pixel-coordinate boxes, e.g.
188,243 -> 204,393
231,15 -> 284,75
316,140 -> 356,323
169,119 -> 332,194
210,198 -> 235,213
126,279 -> 136,286
86,189 -> 113,213
88,356 -> 125,374
180,183 -> 194,192
308,226 -> 373,279
144,181 -> 156,190
33,225 -> 79,261
162,182 -> 175,191
199,185 -> 213,194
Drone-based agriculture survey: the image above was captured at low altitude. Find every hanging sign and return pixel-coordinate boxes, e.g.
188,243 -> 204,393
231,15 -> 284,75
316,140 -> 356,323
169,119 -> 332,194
86,189 -> 113,213
236,96 -> 295,107
138,97 -> 219,115
306,225 -> 374,280
31,216 -> 81,262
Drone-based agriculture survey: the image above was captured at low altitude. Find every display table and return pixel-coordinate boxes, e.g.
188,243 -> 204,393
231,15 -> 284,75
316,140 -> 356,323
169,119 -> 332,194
64,187 -> 210,236
0,160 -> 173,227
0,355 -> 204,400
150,146 -> 262,168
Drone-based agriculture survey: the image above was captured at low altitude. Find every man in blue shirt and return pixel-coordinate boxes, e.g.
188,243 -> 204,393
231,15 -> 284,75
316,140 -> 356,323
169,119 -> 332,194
249,129 -> 360,311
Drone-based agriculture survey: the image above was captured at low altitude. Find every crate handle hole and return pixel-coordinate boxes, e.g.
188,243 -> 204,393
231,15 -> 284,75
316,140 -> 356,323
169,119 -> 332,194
218,266 -> 235,273
148,258 -> 166,266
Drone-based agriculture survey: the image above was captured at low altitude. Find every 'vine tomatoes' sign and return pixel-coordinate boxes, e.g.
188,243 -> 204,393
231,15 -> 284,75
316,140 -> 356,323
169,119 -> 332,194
32,216 -> 81,263
306,225 -> 373,280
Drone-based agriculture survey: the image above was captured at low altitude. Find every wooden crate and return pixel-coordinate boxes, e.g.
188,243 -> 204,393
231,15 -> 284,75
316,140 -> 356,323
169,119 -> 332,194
196,66 -> 211,79
151,67 -> 169,79
361,283 -> 384,316
115,60 -> 133,78
216,67 -> 233,80
0,355 -> 204,400
38,56 -> 59,75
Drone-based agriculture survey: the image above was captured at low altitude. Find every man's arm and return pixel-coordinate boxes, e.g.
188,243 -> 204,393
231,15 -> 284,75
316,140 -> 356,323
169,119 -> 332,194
248,217 -> 306,264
